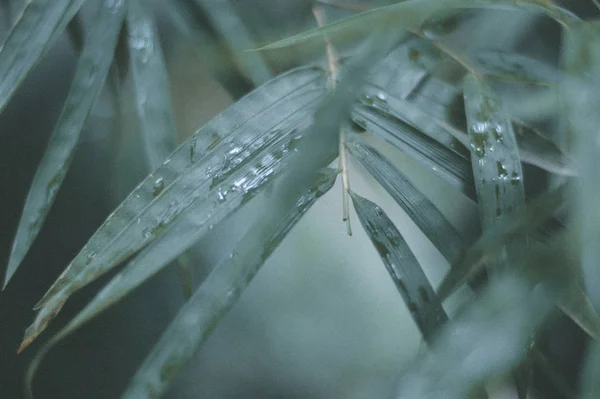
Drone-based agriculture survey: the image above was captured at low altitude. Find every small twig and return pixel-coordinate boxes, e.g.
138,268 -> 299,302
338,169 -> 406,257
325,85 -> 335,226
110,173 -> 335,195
312,4 -> 352,236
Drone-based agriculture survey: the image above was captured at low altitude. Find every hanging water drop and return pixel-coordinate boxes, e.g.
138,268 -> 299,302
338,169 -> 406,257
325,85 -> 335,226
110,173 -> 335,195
153,177 -> 165,198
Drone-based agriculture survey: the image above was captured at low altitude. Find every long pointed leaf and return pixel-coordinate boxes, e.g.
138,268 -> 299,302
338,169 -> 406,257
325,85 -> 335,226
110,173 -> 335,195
463,73 -> 527,270
26,168 -> 338,398
350,192 -> 448,344
127,0 -> 194,299
0,0 -> 70,113
348,140 -> 465,263
121,168 -> 337,398
128,0 -> 178,167
194,0 -> 272,86
4,0 -> 126,288
20,67 -> 328,350
352,104 -> 477,200
437,184 -> 567,301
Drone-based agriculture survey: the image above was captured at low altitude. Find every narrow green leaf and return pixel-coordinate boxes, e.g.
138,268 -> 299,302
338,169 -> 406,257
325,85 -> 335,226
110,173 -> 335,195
46,0 -> 89,53
463,73 -> 527,267
194,0 -> 272,86
396,268 -> 562,398
350,192 -> 448,344
361,76 -> 576,176
122,168 -> 337,399
0,0 -> 70,113
559,282 -> 600,341
127,0 -> 194,299
467,49 -> 562,85
257,0 -> 577,52
26,168 -> 338,398
352,104 -> 477,201
437,184 -> 567,301
127,0 -> 178,167
256,0 -> 464,51
347,140 -> 465,263
4,0 -> 126,289
20,67 -> 328,350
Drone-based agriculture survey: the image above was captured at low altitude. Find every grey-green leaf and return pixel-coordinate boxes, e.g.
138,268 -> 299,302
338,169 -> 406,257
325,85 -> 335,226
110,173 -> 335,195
128,0 -> 178,167
347,140 -> 465,263
120,168 -> 337,399
0,0 -> 70,113
4,0 -> 126,289
26,168 -> 338,398
20,66 -> 328,350
352,104 -> 477,200
194,0 -> 272,86
350,192 -> 448,344
463,73 -> 527,267
437,184 -> 567,301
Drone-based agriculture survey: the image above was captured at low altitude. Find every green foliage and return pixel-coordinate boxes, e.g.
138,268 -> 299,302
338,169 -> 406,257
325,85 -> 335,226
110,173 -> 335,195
2,0 -> 599,398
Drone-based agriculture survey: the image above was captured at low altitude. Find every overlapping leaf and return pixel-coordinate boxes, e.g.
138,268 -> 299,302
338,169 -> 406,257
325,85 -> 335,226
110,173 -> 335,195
118,168 -> 337,399
4,0 -> 126,288
351,192 -> 448,344
20,66 -> 329,350
194,0 -> 272,86
348,140 -> 465,263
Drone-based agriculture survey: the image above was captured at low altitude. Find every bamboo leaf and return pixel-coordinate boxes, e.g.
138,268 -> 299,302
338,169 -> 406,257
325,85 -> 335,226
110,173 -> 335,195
127,0 -> 195,299
26,168 -> 338,398
467,49 -> 563,84
559,282 -> 600,341
256,0 -> 464,51
437,184 -> 567,301
194,0 -> 272,86
347,140 -> 465,263
352,104 -> 477,201
19,67 -> 328,350
0,0 -> 70,113
462,73 -> 527,267
3,0 -> 126,289
127,0 -> 178,167
350,192 -> 448,344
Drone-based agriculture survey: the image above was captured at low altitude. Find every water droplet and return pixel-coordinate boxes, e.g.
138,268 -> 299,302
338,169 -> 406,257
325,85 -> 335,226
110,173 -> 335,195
142,227 -> 152,239
217,188 -> 226,202
510,172 -> 521,186
229,252 -> 238,260
496,161 -> 508,178
362,94 -> 374,105
131,20 -> 154,63
153,177 -> 165,198
86,252 -> 97,265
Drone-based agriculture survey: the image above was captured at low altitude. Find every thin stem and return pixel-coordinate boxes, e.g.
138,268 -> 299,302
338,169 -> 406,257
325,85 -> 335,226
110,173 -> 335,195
312,3 -> 352,235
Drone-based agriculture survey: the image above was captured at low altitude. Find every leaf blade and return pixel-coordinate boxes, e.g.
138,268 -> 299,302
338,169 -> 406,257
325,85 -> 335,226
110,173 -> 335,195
350,192 -> 448,344
21,67 -> 329,348
4,0 -> 126,288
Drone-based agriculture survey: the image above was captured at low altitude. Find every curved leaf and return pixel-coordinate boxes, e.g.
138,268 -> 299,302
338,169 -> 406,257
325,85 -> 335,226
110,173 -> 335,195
4,0 -> 126,288
0,0 -> 70,113
351,192 -> 448,344
26,168 -> 338,399
194,0 -> 272,86
348,140 -> 465,263
352,104 -> 477,200
20,66 -> 328,350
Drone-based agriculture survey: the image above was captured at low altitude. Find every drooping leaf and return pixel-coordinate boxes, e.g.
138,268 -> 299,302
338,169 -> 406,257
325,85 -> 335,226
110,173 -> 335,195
127,0 -> 195,299
350,192 -> 448,344
127,0 -> 178,167
361,73 -> 576,177
347,140 -> 465,263
257,0 -> 577,52
0,0 -> 70,113
194,0 -> 272,86
20,67 -> 329,349
3,0 -> 126,288
559,281 -> 600,341
467,49 -> 562,85
463,73 -> 527,270
351,104 -> 477,201
25,168 -> 338,398
395,263 -> 564,399
255,0 -> 465,51
437,184 -> 567,301
120,168 -> 337,399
